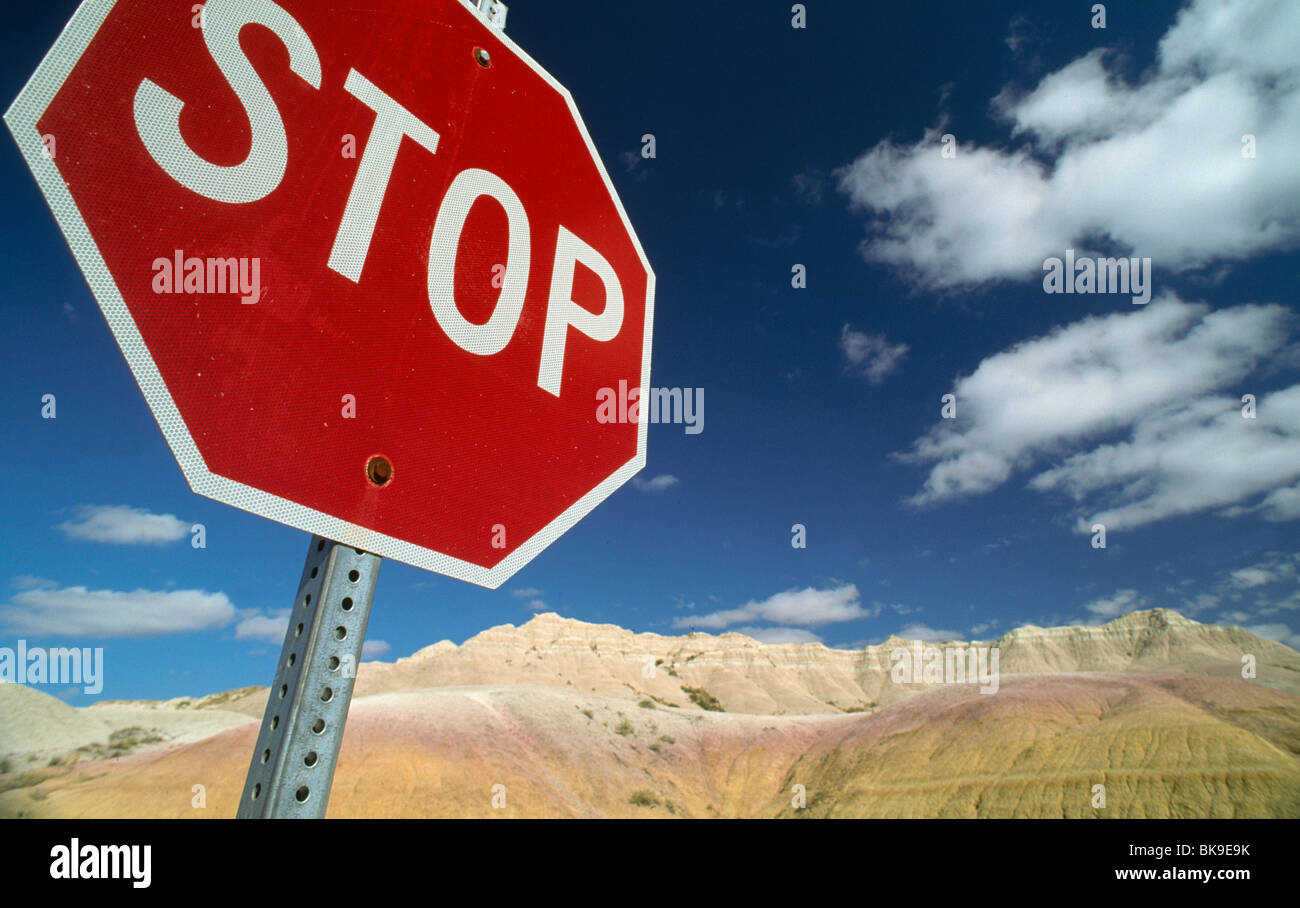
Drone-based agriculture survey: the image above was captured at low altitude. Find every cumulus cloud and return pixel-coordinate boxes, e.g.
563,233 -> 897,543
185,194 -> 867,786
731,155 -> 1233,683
1031,383 -> 1300,531
675,584 -> 870,630
1255,589 -> 1300,617
1,584 -> 236,637
1075,552 -> 1300,640
734,626 -> 824,645
236,614 -> 394,658
1222,480 -> 1300,522
58,505 -> 189,545
1244,624 -> 1300,648
361,640 -> 391,659
840,325 -> 909,384
235,610 -> 290,644
1218,553 -> 1300,623
1083,589 -> 1148,621
1231,556 -> 1296,588
633,474 -> 679,492
894,622 -> 962,642
835,0 -> 1300,289
898,297 -> 1300,530
11,576 -> 57,591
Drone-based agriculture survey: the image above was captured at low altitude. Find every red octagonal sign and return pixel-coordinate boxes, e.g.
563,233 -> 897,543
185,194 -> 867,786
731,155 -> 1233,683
7,0 -> 655,587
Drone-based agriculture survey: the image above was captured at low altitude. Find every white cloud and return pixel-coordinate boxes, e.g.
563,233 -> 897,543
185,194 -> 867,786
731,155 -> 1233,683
1031,383 -> 1300,531
1181,593 -> 1222,616
1230,560 -> 1294,588
734,626 -> 823,645
510,588 -> 543,598
1255,589 -> 1300,617
526,599 -> 548,612
1,584 -> 236,637
898,298 -> 1299,530
1218,553 -> 1300,621
235,610 -> 289,644
235,614 -> 396,659
1083,589 -> 1147,621
633,474 -> 678,492
362,640 -> 391,659
836,0 -> 1300,289
1244,623 -> 1300,648
58,505 -> 189,545
1224,481 -> 1300,522
840,325 -> 909,384
676,584 -> 870,629
894,622 -> 962,642
11,576 -> 57,590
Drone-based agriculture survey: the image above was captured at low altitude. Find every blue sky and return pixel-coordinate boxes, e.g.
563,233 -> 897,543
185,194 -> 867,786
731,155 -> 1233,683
2,0 -> 1297,704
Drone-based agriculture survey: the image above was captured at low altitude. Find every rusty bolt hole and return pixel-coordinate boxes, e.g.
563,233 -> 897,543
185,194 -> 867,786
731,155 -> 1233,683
366,455 -> 392,487
473,46 -> 491,68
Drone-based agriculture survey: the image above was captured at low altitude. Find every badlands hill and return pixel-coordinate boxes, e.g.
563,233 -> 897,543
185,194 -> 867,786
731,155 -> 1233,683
1,609 -> 1298,818
351,607 -> 1300,710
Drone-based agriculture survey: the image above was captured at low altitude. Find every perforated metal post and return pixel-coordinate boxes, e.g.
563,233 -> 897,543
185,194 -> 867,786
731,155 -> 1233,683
237,536 -> 380,818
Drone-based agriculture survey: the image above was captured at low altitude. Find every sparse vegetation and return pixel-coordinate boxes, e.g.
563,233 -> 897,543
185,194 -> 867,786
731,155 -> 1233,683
0,767 -> 62,796
682,686 -> 724,712
628,789 -> 659,807
828,700 -> 875,713
74,727 -> 165,761
0,759 -> 11,775
581,708 -> 594,719
110,727 -> 164,748
192,687 -> 260,710
638,699 -> 655,709
648,742 -> 662,754
647,693 -> 679,708
613,718 -> 634,736
658,735 -> 675,745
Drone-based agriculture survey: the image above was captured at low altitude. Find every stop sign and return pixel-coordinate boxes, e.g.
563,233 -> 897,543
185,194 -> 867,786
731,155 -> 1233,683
7,0 -> 654,587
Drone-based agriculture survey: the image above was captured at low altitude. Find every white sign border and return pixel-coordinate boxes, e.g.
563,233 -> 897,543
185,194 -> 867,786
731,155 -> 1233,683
4,0 -> 655,589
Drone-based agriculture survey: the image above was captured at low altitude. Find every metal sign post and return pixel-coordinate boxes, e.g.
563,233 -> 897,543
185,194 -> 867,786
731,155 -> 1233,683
12,0 -> 653,819
236,0 -> 509,819
237,537 -> 380,818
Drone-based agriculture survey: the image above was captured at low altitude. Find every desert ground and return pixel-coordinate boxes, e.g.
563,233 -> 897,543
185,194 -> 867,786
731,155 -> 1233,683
2,608 -> 1298,818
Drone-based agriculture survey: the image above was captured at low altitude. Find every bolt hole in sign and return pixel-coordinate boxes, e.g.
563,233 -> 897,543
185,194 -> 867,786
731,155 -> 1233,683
7,0 -> 654,587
